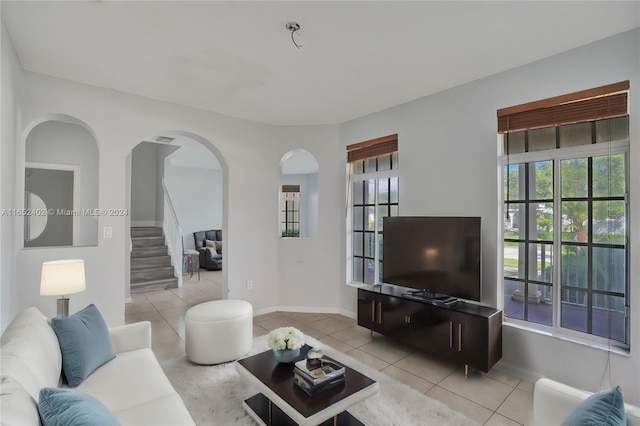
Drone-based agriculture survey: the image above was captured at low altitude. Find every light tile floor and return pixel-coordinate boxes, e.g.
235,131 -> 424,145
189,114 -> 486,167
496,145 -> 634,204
125,270 -> 533,425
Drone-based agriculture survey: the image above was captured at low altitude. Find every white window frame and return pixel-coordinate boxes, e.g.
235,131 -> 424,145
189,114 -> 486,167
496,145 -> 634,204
500,137 -> 630,349
347,166 -> 398,285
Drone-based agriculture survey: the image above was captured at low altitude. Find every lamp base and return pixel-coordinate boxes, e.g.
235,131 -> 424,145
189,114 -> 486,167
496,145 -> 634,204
56,297 -> 70,317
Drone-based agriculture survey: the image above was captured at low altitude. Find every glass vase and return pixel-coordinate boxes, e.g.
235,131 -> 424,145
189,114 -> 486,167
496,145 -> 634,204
272,348 -> 300,363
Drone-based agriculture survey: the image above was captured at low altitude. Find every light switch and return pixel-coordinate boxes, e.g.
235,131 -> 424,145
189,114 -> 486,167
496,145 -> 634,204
103,227 -> 113,239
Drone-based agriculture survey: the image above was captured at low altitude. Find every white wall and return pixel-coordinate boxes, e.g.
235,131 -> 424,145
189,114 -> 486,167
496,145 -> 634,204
130,142 -> 159,225
276,125 -> 343,312
338,29 -> 640,404
164,164 -> 223,250
25,120 -> 99,246
8,68 -> 342,327
0,20 -> 22,332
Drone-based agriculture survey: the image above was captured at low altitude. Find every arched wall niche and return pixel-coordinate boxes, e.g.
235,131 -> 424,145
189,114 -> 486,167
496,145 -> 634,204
22,114 -> 99,247
279,149 -> 319,239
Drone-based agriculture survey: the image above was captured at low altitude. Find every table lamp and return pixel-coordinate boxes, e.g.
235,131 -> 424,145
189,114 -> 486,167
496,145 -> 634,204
40,259 -> 86,317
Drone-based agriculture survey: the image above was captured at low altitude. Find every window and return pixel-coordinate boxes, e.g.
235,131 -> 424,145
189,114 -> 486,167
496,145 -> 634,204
500,82 -> 630,347
281,185 -> 300,237
347,135 -> 399,284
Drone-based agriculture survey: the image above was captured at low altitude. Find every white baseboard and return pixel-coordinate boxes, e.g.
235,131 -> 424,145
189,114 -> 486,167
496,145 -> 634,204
252,305 -> 341,317
493,359 -> 543,384
338,308 -> 356,320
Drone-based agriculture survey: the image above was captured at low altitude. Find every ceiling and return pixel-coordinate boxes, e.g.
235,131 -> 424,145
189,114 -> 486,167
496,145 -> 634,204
2,1 -> 639,126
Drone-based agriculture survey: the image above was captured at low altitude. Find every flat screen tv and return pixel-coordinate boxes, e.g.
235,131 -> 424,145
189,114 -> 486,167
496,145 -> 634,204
382,216 -> 481,302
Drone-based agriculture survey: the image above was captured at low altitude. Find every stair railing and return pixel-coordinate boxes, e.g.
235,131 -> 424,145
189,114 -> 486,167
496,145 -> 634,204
162,178 -> 183,287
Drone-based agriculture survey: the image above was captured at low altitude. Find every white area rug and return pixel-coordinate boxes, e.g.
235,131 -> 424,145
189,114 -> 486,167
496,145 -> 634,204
161,335 -> 478,425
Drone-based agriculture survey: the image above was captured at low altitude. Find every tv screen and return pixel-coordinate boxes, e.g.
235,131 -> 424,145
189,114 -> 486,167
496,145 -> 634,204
382,216 -> 481,301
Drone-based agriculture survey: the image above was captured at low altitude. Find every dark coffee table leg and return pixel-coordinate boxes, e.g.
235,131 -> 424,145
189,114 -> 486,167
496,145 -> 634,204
244,394 -> 364,426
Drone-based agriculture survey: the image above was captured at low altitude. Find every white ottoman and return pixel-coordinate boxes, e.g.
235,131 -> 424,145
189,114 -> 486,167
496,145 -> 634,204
185,299 -> 253,364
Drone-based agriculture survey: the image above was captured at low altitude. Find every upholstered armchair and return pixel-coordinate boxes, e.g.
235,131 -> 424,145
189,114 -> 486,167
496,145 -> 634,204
193,230 -> 223,270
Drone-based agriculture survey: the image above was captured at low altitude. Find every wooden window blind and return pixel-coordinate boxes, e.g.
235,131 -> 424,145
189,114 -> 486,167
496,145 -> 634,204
497,81 -> 629,134
346,134 -> 398,163
282,185 -> 300,193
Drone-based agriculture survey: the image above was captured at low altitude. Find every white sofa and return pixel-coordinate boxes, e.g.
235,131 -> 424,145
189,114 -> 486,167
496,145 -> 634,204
0,307 -> 194,425
534,378 -> 640,425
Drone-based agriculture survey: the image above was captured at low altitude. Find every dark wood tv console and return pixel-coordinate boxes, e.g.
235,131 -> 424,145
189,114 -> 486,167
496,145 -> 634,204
357,285 -> 502,376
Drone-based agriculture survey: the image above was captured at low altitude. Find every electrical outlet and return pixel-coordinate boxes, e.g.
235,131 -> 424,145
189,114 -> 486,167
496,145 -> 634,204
246,280 -> 253,290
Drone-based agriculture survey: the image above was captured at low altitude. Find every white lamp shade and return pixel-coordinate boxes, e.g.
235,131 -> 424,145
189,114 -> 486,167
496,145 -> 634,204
40,259 -> 86,296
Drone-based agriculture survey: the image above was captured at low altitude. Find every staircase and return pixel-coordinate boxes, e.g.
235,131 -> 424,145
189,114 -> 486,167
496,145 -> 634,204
130,226 -> 178,294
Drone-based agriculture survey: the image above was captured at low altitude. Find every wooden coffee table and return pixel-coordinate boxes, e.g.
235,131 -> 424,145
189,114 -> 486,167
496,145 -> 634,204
235,345 -> 378,426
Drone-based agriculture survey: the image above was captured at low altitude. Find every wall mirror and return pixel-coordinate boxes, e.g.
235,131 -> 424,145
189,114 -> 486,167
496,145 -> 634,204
24,119 -> 99,247
279,149 -> 318,239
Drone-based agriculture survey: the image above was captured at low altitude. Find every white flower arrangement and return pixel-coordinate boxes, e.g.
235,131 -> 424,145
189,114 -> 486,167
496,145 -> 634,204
267,327 -> 304,351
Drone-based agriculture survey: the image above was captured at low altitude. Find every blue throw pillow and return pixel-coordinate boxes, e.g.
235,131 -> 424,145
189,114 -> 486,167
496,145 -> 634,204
51,304 -> 115,387
38,387 -> 121,426
562,385 -> 626,426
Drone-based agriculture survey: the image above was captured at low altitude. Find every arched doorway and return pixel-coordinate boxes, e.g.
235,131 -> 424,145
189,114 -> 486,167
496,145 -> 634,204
124,131 -> 228,302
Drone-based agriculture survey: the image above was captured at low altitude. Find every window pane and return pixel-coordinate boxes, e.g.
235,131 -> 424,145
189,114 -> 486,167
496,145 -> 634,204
529,202 -> 553,241
593,154 -> 625,197
593,247 -> 625,293
593,200 -> 625,243
505,131 -> 525,155
529,243 -> 553,283
364,158 -> 377,173
353,161 -> 364,175
559,122 -> 591,148
503,242 -> 518,278
364,179 -> 375,204
591,294 -> 626,342
390,177 -> 399,203
378,234 -> 383,261
504,242 -> 525,279
505,164 -> 523,201
364,232 -> 375,258
528,127 -> 555,152
528,284 -> 552,326
353,232 -> 363,257
529,161 -> 553,200
391,152 -> 398,170
365,206 -> 375,231
562,201 -> 588,242
364,259 -> 375,284
378,178 -> 389,204
561,244 -> 588,289
596,116 -> 629,143
504,279 -> 524,320
561,289 -> 587,333
353,206 -> 363,231
504,203 -> 525,240
353,181 -> 363,204
377,205 -> 388,231
561,158 -> 588,198
390,205 -> 399,217
353,257 -> 364,282
377,154 -> 391,171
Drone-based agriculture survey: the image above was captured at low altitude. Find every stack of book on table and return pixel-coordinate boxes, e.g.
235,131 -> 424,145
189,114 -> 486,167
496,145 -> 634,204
293,358 -> 346,397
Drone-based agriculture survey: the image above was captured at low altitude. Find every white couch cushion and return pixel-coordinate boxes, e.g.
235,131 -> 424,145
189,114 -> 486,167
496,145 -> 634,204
0,376 -> 41,426
76,348 -> 193,424
0,307 -> 62,399
534,378 -> 640,426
